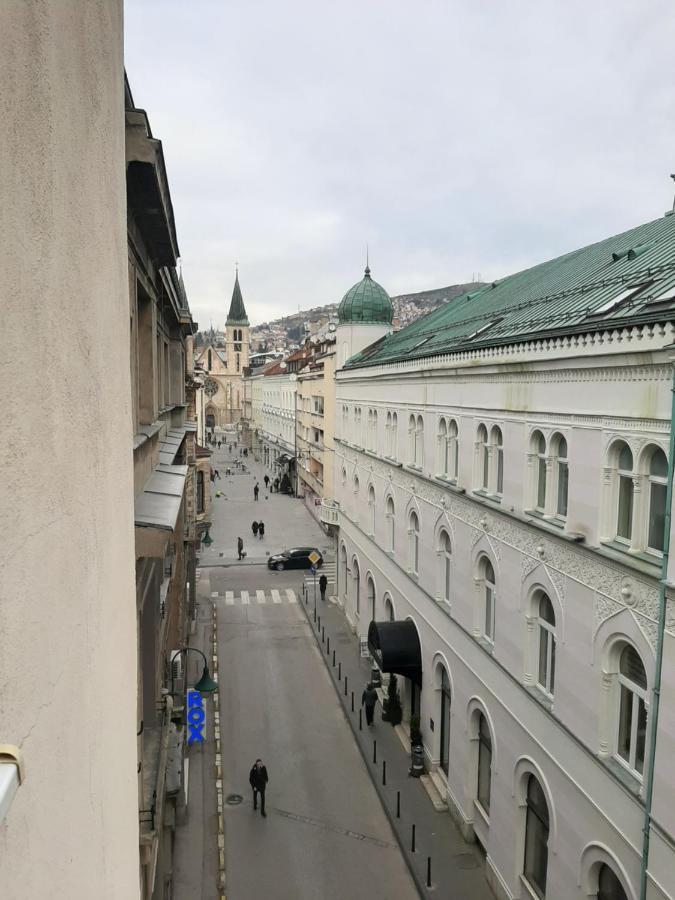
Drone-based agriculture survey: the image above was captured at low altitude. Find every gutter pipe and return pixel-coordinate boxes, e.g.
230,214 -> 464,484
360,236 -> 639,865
640,360 -> 675,899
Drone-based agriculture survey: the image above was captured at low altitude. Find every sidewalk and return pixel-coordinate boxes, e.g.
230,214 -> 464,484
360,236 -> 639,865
297,590 -> 493,900
202,446 -> 333,566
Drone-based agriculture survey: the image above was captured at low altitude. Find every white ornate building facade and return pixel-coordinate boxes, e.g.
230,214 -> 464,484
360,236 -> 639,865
331,217 -> 675,900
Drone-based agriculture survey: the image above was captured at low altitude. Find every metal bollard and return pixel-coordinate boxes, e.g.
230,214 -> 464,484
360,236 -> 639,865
373,740 -> 377,764
351,691 -> 354,712
396,791 -> 400,818
338,662 -> 342,680
382,760 -> 386,786
321,625 -> 325,643
332,649 -> 336,667
318,615 -> 321,631
411,824 -> 416,853
359,709 -> 362,731
344,675 -> 348,696
327,636 -> 330,654
426,857 -> 431,888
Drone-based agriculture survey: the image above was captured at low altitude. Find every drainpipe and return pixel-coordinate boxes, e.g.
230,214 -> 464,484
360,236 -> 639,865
640,360 -> 675,900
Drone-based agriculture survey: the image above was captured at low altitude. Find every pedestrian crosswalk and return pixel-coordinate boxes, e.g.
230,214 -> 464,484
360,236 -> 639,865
216,588 -> 299,606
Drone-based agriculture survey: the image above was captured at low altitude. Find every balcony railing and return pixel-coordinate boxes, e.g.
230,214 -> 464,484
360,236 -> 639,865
320,499 -> 340,527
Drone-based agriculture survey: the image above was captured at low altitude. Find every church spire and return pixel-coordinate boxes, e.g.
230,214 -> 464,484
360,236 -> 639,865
226,268 -> 249,325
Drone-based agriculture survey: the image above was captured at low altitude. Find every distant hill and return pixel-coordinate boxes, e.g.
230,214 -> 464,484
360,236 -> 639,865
195,281 -> 484,349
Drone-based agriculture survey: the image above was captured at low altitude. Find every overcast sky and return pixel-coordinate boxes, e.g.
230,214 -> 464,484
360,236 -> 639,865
125,1 -> 675,328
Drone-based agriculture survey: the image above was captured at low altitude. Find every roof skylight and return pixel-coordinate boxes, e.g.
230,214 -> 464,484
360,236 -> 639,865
587,283 -> 649,317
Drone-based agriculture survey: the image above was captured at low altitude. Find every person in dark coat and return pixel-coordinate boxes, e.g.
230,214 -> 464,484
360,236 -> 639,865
258,521 -> 265,539
361,683 -> 378,726
249,759 -> 269,816
319,573 -> 328,602
264,474 -> 270,489
254,483 -> 260,501
252,521 -> 259,538
237,536 -> 244,560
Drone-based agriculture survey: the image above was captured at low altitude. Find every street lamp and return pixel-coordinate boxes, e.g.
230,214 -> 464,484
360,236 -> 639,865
170,647 -> 218,695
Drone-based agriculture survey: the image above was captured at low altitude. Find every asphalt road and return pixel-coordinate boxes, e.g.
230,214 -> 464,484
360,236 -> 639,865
213,564 -> 417,899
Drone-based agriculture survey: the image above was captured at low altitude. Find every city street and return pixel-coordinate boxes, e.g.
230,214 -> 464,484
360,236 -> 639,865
184,443 -> 417,900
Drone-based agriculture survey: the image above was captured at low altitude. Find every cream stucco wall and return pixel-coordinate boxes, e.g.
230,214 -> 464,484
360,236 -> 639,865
0,3 -> 139,898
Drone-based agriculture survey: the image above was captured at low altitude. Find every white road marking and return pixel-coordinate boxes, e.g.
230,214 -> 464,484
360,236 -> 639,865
225,591 -> 234,605
241,590 -> 250,605
286,589 -> 297,604
271,589 -> 282,604
256,590 -> 266,604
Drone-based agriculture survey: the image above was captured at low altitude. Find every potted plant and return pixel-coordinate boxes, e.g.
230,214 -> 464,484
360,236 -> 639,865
409,713 -> 425,776
382,673 -> 403,726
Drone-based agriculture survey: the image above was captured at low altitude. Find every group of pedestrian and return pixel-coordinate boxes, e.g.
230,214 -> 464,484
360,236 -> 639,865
251,520 -> 265,540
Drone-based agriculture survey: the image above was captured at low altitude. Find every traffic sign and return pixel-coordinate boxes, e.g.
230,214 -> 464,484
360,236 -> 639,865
308,550 -> 320,565
310,564 -> 317,574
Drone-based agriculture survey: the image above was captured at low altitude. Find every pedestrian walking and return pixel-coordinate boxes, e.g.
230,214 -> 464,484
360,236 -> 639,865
237,536 -> 244,560
361,683 -> 378,726
252,521 -> 259,538
217,440 -> 221,449
273,477 -> 279,493
210,468 -> 215,484
258,521 -> 265,540
319,573 -> 328,602
254,482 -> 260,501
264,474 -> 270,489
214,469 -> 221,480
249,759 -> 269,817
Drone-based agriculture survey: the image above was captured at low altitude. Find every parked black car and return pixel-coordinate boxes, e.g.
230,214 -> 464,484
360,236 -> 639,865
267,547 -> 324,571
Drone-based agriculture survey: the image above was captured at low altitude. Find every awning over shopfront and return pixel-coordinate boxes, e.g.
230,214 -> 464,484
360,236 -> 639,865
367,620 -> 422,686
135,462 -> 188,557
159,427 -> 187,465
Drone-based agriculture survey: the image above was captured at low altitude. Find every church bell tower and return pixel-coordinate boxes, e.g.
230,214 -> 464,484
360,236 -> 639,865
225,268 -> 250,373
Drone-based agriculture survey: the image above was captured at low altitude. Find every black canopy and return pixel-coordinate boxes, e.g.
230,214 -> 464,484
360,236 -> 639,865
368,620 -> 422,686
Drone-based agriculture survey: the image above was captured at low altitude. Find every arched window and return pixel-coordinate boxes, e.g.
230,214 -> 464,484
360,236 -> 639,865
386,496 -> 395,552
534,430 -> 547,511
439,667 -> 452,775
553,434 -> 568,518
523,774 -> 549,897
477,424 -> 489,490
391,413 -> 398,460
368,485 -> 376,535
367,576 -> 376,622
371,409 -> 378,452
438,530 -> 451,603
476,713 -> 492,815
616,644 -> 648,776
448,419 -> 459,480
386,412 -> 392,456
408,414 -> 417,465
409,511 -> 420,575
353,474 -> 360,495
438,418 -> 448,475
341,466 -> 347,485
491,426 -> 504,495
537,593 -> 556,696
416,415 -> 425,468
647,446 -> 668,553
384,594 -> 395,622
482,558 -> 496,642
616,442 -> 634,543
597,864 -> 629,900
353,558 -> 360,614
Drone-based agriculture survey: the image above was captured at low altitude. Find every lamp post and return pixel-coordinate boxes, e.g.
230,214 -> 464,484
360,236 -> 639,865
170,647 -> 218,696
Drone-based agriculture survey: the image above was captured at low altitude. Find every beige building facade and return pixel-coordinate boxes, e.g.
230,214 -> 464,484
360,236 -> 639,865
0,4 -> 140,898
297,336 -> 337,514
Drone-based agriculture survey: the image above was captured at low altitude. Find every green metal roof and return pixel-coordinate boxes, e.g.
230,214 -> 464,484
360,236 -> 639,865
338,266 -> 393,325
345,213 -> 675,369
226,271 -> 249,325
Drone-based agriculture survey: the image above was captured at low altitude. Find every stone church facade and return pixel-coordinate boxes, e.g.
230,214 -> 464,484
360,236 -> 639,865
196,271 -> 250,428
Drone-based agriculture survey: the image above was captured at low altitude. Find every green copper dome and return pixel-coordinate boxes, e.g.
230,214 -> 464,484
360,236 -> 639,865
338,266 -> 393,325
